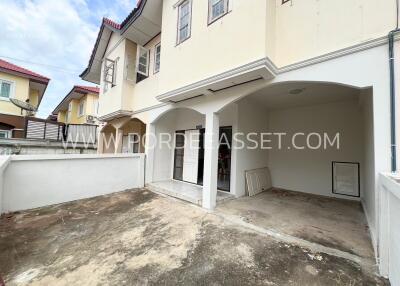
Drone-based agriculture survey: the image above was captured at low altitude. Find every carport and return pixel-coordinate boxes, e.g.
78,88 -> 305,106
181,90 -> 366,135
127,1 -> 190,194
217,81 -> 375,260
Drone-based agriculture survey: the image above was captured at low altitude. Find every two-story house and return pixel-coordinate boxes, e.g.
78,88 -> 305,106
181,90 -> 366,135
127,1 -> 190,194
81,0 -> 399,278
0,58 -> 50,139
52,85 -> 100,125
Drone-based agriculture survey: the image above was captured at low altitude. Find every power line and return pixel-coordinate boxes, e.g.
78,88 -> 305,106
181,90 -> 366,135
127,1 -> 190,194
0,55 -> 83,75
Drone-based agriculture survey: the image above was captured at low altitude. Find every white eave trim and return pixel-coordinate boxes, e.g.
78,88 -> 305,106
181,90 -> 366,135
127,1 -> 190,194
156,58 -> 277,102
98,110 -> 133,121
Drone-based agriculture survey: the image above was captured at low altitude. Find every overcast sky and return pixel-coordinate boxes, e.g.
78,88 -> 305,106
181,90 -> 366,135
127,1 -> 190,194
0,0 -> 137,118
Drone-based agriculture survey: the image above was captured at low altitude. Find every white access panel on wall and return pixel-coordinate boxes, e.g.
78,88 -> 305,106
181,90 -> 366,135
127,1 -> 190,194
182,130 -> 200,184
332,162 -> 360,197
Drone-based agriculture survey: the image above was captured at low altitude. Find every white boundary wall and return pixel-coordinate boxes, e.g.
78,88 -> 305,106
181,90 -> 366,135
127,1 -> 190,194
0,156 -> 11,214
1,154 -> 145,213
378,173 -> 400,286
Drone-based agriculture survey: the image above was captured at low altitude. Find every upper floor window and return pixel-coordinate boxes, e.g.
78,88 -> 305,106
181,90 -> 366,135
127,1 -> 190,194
103,58 -> 116,92
154,43 -> 161,74
78,100 -> 85,117
0,80 -> 13,100
136,46 -> 150,83
177,0 -> 192,44
208,0 -> 228,24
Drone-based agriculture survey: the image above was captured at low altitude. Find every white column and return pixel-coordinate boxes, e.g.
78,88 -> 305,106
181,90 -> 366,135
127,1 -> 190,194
97,132 -> 104,154
114,128 -> 123,154
202,112 -> 219,210
145,123 -> 156,184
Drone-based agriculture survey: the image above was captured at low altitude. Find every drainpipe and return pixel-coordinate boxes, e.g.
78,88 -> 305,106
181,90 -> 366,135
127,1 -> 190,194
389,30 -> 398,172
389,0 -> 400,172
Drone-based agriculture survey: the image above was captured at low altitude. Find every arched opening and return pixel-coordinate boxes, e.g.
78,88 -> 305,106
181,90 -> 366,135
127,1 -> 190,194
151,108 -> 205,183
147,107 -> 237,205
216,81 -> 375,258
120,118 -> 146,153
99,124 -> 116,154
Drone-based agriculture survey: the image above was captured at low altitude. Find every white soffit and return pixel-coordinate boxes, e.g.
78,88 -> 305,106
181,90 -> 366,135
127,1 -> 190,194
157,59 -> 276,103
122,0 -> 162,46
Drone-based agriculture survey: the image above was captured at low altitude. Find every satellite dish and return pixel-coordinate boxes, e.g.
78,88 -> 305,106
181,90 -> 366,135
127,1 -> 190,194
9,98 -> 37,116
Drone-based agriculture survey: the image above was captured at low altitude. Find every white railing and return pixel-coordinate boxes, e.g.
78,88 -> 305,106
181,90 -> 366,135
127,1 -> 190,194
378,173 -> 400,286
0,154 -> 145,213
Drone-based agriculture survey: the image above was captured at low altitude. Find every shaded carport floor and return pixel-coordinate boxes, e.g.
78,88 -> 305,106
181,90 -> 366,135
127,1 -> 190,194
0,189 -> 387,285
217,188 -> 374,261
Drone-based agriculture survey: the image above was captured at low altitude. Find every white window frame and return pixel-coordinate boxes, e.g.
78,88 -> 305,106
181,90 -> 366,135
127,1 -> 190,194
103,58 -> 117,92
154,43 -> 161,74
136,46 -> 150,77
208,0 -> 229,24
177,0 -> 192,44
0,130 -> 11,139
0,79 -> 15,101
78,100 -> 85,117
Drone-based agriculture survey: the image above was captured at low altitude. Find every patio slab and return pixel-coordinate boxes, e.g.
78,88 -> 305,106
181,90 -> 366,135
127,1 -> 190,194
147,180 -> 233,206
0,189 -> 387,285
217,188 -> 375,260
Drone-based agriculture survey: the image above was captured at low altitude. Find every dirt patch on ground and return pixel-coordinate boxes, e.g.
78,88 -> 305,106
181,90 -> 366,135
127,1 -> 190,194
0,189 -> 388,286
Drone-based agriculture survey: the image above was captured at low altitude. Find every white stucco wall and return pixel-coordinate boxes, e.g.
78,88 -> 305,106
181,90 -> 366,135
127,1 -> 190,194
360,90 -> 377,248
268,100 -> 365,199
1,154 -> 145,213
235,98 -> 270,197
0,156 -> 11,214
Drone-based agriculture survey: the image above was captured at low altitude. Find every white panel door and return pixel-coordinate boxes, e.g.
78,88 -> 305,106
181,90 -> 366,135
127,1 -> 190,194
333,162 -> 359,197
182,130 -> 200,184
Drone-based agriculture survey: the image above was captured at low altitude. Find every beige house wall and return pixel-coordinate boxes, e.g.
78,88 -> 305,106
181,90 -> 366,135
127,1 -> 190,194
0,71 -> 31,116
159,0 -> 268,95
272,0 -> 397,66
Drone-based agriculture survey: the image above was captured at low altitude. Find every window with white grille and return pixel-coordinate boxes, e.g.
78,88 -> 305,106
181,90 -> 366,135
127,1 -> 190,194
208,0 -> 228,23
0,80 -> 13,100
136,46 -> 149,83
177,1 -> 192,44
154,43 -> 161,73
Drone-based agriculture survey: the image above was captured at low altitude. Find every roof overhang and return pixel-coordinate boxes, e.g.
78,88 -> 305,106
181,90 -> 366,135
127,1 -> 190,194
80,0 -> 162,84
0,67 -> 49,107
121,0 -> 162,45
80,23 -> 115,84
156,58 -> 277,103
98,110 -> 133,122
52,87 -> 94,114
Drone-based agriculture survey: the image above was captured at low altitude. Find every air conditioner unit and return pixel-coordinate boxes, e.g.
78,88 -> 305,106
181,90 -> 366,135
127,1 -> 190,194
87,115 -> 96,123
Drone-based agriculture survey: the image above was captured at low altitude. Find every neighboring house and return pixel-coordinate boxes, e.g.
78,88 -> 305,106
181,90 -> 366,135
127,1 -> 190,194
0,58 -> 49,138
80,0 -> 399,277
52,85 -> 100,125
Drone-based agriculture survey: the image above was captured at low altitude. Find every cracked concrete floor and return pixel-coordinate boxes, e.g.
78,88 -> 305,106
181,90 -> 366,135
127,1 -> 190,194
0,189 -> 388,285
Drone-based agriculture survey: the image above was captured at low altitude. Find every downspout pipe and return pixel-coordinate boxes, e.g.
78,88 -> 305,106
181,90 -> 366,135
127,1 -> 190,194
389,0 -> 400,173
389,30 -> 398,173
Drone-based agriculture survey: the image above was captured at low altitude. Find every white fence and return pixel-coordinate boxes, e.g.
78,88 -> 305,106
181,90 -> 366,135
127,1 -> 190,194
378,173 -> 400,286
0,154 -> 145,213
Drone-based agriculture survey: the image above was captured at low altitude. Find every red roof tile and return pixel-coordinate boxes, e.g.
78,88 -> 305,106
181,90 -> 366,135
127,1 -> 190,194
103,17 -> 121,30
0,58 -> 50,83
75,85 -> 100,94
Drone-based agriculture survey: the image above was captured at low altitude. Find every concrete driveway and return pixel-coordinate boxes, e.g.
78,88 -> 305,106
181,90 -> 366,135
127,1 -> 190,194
0,189 -> 388,285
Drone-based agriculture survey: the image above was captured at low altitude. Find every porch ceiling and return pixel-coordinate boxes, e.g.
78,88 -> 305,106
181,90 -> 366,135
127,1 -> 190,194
246,82 -> 361,110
